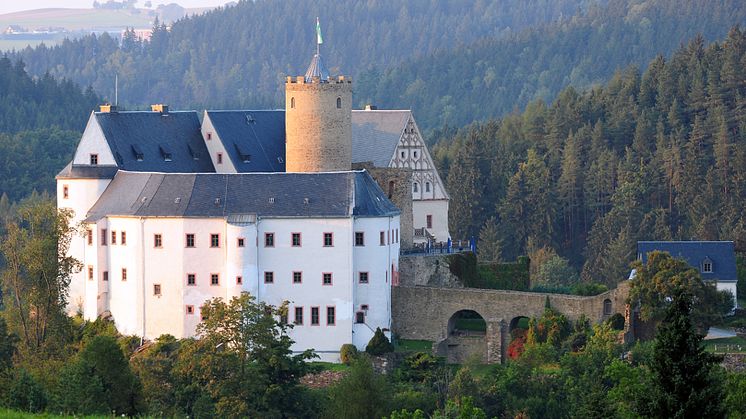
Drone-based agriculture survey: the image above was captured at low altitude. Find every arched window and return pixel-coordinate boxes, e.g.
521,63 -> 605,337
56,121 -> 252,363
413,151 -> 418,158
388,181 -> 395,199
336,97 -> 342,108
413,182 -> 419,193
425,182 -> 431,192
290,97 -> 295,109
603,299 -> 612,316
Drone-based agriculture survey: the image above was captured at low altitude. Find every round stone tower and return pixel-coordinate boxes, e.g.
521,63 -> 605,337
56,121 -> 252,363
285,22 -> 352,172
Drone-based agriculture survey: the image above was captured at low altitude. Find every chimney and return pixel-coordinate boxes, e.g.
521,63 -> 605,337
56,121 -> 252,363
99,104 -> 118,113
364,104 -> 377,110
151,104 -> 169,114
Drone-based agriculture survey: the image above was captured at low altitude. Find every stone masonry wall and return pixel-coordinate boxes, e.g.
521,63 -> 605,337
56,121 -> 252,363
285,77 -> 353,172
391,255 -> 631,363
353,163 -> 414,250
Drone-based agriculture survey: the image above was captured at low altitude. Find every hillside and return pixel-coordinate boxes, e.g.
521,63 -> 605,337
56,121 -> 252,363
7,0 -> 600,110
7,0 -> 746,133
438,28 -> 746,286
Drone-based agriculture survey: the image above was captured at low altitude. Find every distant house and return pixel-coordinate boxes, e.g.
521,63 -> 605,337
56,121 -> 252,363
637,241 -> 738,307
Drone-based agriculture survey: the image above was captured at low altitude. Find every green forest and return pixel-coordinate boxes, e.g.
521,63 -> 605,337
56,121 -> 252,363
4,0 -> 745,132
439,28 -> 746,288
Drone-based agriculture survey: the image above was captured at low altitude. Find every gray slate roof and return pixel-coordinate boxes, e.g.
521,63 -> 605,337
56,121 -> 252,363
95,111 -> 215,173
637,241 -> 737,282
85,170 -> 399,222
206,110 -> 285,172
351,110 -> 410,167
56,162 -> 119,179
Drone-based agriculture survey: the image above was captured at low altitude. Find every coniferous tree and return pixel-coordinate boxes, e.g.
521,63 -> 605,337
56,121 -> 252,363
641,290 -> 725,418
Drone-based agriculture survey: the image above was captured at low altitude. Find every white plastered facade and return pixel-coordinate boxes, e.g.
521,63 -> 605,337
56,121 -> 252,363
73,212 -> 399,362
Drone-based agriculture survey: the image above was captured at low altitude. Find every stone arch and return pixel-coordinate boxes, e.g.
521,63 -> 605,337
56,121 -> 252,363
509,316 -> 530,333
438,309 -> 488,363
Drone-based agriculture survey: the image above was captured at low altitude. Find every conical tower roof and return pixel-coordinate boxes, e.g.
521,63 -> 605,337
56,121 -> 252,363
304,53 -> 330,82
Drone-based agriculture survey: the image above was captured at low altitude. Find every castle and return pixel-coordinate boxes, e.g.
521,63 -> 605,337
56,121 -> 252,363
57,26 -> 449,361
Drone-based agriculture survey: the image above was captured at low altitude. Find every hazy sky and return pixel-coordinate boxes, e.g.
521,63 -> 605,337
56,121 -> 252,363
0,1 -> 233,15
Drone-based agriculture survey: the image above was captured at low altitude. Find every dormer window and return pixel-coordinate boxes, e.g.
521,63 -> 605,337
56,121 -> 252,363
234,143 -> 251,163
132,144 -> 144,161
702,258 -> 713,273
90,154 -> 98,165
159,145 -> 172,162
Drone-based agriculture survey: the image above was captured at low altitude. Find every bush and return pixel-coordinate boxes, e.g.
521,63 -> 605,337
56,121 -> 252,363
340,343 -> 359,364
366,328 -> 394,355
56,335 -> 143,415
8,369 -> 47,413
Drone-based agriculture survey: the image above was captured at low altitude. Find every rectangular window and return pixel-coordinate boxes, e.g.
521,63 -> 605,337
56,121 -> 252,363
237,238 -> 245,247
121,231 -> 127,245
101,229 -> 107,246
63,185 -> 69,199
111,230 -> 117,245
153,284 -> 161,296
355,232 -> 365,246
264,232 -> 274,247
264,271 -> 274,284
396,229 -> 399,243
154,234 -> 162,248
206,132 -> 212,140
359,272 -> 369,284
356,311 -> 365,324
293,271 -> 302,284
185,234 -> 195,248
187,273 -> 196,286
121,268 -> 127,281
87,229 -> 93,246
426,215 -> 433,229
217,152 -> 223,164
210,234 -> 220,248
186,305 -> 194,315
323,272 -> 333,286
703,262 -> 713,273
327,306 -> 336,326
291,232 -> 302,247
380,231 -> 385,246
210,273 -> 219,286
311,307 -> 320,325
90,154 -> 98,165
323,232 -> 333,247
236,276 -> 243,285
102,271 -> 108,281
88,266 -> 93,280
294,307 -> 303,325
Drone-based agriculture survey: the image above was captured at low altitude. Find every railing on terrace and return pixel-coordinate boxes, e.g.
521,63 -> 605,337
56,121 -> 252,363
401,238 -> 476,256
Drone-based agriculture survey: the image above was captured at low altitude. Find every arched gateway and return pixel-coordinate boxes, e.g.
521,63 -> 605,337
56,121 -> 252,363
392,282 -> 631,364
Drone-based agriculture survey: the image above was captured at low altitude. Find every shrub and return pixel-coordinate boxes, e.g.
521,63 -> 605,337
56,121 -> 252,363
366,328 -> 394,355
8,369 -> 47,413
340,343 -> 359,364
56,335 -> 143,415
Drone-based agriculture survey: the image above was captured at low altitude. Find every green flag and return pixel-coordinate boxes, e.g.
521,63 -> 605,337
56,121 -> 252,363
316,17 -> 323,45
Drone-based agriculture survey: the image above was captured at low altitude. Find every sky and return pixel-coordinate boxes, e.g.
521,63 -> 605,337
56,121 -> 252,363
0,1 -> 233,15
